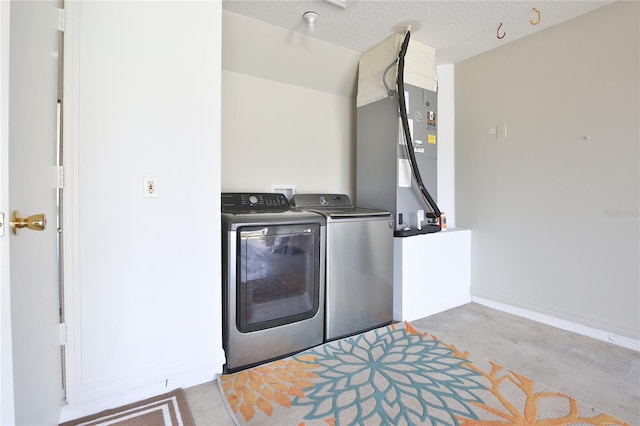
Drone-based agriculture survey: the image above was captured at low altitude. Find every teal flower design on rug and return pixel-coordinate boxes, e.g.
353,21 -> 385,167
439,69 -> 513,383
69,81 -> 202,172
292,323 -> 485,426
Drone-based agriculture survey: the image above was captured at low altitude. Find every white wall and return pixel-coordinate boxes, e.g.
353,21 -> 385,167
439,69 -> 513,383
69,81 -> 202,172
222,11 -> 359,197
62,1 -> 223,419
456,2 -> 639,339
222,11 -> 357,98
436,64 -> 456,227
222,71 -> 354,195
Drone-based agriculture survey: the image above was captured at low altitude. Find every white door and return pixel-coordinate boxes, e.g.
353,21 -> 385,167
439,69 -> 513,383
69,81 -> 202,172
3,0 -> 63,424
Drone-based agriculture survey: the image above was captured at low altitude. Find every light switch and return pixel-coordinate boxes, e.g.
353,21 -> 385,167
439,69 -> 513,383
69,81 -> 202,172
497,123 -> 507,139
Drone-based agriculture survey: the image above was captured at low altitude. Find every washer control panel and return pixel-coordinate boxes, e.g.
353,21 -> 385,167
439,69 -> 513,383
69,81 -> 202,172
292,194 -> 353,209
221,192 -> 290,214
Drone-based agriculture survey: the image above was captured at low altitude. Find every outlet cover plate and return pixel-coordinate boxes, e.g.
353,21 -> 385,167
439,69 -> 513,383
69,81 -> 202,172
144,176 -> 158,198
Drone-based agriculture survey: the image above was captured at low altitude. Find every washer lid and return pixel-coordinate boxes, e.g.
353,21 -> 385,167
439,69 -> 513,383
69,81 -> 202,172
291,194 -> 390,218
322,207 -> 391,218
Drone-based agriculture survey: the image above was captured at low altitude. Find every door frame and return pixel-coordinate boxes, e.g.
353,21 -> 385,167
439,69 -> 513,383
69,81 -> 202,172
0,0 -> 15,420
60,0 -> 82,404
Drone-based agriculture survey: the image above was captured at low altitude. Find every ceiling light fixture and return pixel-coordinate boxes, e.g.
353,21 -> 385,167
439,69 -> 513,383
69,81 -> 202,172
303,11 -> 319,32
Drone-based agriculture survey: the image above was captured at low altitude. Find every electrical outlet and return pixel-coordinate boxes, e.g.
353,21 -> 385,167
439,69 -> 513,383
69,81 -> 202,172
271,184 -> 296,200
144,176 -> 158,198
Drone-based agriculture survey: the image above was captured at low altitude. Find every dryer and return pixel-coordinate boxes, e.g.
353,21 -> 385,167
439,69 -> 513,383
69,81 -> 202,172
221,193 -> 325,372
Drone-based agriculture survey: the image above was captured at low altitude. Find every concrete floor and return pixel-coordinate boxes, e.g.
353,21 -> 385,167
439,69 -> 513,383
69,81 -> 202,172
184,303 -> 640,425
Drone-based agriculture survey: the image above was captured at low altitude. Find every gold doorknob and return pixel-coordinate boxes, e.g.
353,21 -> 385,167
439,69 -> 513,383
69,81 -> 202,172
10,211 -> 46,235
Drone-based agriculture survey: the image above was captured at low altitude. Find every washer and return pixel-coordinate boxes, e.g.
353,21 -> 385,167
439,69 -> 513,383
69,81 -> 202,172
291,194 -> 394,341
221,193 -> 326,372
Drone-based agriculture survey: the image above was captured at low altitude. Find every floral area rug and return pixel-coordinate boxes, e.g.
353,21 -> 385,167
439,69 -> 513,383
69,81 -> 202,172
218,322 -> 628,425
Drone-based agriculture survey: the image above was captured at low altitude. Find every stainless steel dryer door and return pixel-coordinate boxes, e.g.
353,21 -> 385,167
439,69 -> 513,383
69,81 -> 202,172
223,221 -> 325,372
238,223 -> 321,332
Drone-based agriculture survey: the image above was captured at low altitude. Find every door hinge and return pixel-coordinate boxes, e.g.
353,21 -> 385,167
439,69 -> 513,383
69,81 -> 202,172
57,8 -> 65,32
0,212 -> 4,237
59,322 -> 66,346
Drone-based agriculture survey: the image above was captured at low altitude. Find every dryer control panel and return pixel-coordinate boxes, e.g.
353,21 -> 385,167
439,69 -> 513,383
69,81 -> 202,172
221,192 -> 290,214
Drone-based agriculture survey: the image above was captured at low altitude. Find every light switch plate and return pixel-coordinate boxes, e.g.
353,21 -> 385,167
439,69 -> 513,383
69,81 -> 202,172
497,123 -> 507,139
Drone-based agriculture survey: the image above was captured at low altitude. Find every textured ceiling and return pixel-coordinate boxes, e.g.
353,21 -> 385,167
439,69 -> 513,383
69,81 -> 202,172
222,0 -> 615,64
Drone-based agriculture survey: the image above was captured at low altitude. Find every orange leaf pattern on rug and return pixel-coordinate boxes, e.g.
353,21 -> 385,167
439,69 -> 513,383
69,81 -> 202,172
220,357 -> 321,422
457,361 -> 630,425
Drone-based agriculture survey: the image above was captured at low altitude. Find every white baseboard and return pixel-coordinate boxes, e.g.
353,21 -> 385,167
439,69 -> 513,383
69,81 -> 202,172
472,296 -> 640,352
59,350 -> 225,423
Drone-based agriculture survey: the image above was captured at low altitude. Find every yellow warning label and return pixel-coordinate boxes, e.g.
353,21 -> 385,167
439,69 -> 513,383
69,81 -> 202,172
428,134 -> 436,144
